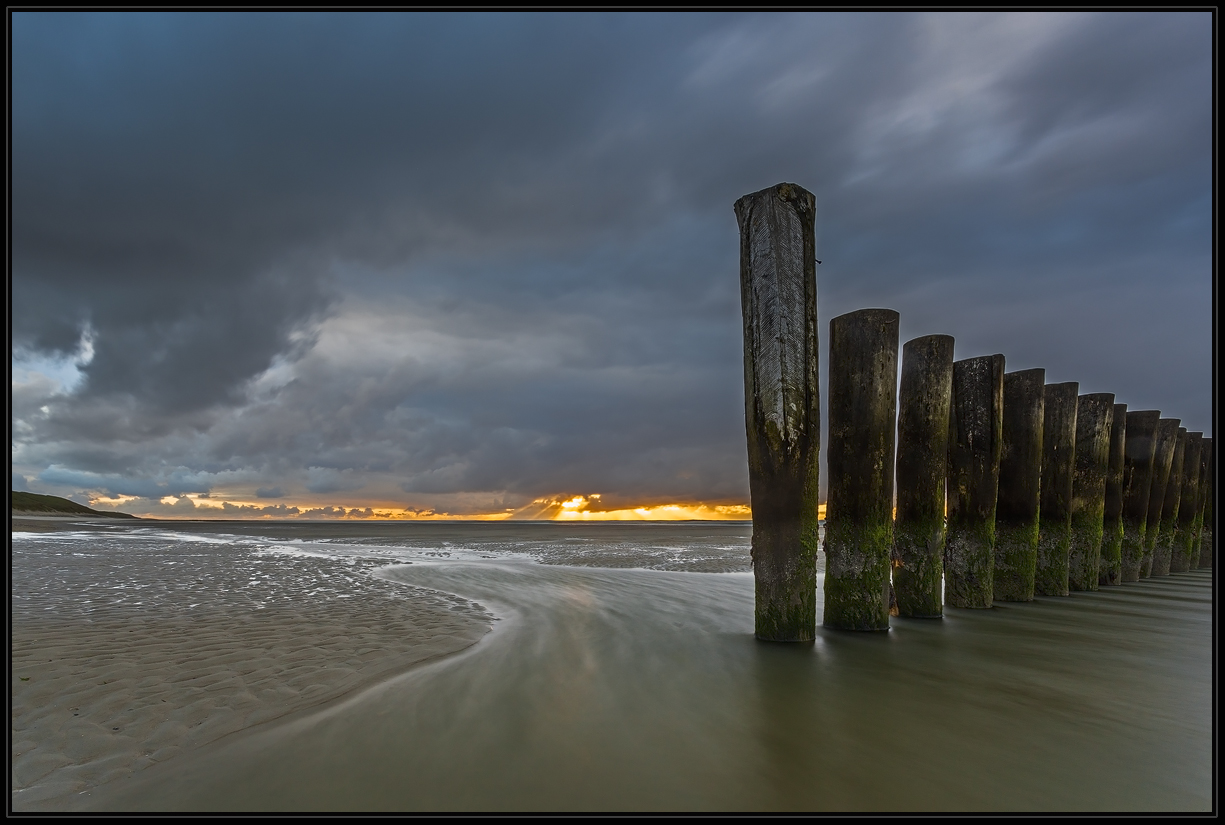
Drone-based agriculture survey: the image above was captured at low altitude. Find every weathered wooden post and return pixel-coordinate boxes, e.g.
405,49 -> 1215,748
1152,427 -> 1187,576
945,354 -> 1005,608
1196,438 -> 1213,568
1069,393 -> 1113,591
1141,418 -> 1181,577
892,334 -> 954,618
1120,410 -> 1160,582
735,183 -> 821,642
1036,382 -> 1078,596
995,369 -> 1045,602
1099,402 -> 1127,586
1186,433 -> 1205,571
825,308 -> 899,631
1171,432 -> 1202,573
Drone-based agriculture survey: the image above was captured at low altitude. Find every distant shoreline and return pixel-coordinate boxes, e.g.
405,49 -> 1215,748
10,491 -> 140,520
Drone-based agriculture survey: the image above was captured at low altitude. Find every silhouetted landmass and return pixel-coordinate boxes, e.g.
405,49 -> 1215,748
11,491 -> 139,519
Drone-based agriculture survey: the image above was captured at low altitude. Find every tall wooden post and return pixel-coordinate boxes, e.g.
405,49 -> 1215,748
735,183 -> 821,642
1141,418 -> 1181,577
825,308 -> 899,631
1120,410 -> 1160,582
1099,403 -> 1127,586
893,334 -> 954,618
1069,393 -> 1113,592
945,354 -> 1005,608
1196,438 -> 1213,568
1036,382 -> 1078,596
1153,428 -> 1187,576
1171,432 -> 1202,573
995,369 -> 1045,602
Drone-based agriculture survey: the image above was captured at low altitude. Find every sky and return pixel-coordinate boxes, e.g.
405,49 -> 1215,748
10,11 -> 1213,520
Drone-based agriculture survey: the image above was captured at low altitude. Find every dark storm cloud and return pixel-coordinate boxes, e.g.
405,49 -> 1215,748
12,11 -> 747,412
35,466 -> 213,499
12,12 -> 1211,510
194,291 -> 748,507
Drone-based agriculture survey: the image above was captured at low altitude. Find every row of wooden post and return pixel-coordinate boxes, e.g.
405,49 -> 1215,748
737,182 -> 1213,641
828,316 -> 1214,632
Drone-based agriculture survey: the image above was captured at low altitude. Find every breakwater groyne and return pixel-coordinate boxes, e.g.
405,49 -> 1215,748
737,183 -> 1213,636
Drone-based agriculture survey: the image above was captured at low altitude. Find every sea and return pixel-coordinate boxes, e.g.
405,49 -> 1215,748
12,518 -> 1213,811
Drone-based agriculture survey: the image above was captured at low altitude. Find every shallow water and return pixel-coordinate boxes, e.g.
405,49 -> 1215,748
22,519 -> 1212,811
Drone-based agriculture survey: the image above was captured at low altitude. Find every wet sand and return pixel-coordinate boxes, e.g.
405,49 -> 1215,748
66,560 -> 1214,812
11,519 -> 491,809
11,518 -> 1212,812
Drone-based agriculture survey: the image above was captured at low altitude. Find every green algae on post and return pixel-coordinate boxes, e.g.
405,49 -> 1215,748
1035,382 -> 1078,597
892,334 -> 954,618
1069,393 -> 1113,592
1153,427 -> 1187,576
825,308 -> 899,631
1120,410 -> 1160,582
1099,403 -> 1128,586
945,354 -> 1004,609
1141,418 -> 1181,577
735,183 -> 820,642
994,368 -> 1044,602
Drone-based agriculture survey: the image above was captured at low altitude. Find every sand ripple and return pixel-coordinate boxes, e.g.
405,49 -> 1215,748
11,524 -> 492,808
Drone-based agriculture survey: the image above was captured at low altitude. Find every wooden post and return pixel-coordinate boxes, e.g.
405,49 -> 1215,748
1153,428 -> 1187,576
945,354 -> 1005,608
892,334 -> 954,618
995,369 -> 1045,602
1141,418 -> 1181,577
825,308 -> 899,631
1069,393 -> 1113,592
735,183 -> 821,642
1120,410 -> 1160,582
1171,432 -> 1202,573
1099,403 -> 1127,586
1196,438 -> 1213,568
1036,382 -> 1078,596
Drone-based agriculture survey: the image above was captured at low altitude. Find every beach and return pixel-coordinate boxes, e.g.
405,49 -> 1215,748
10,518 -> 1212,812
11,517 -> 493,808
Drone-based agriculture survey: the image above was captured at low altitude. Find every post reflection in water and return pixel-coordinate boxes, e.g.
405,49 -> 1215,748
749,640 -> 824,809
82,556 -> 1211,812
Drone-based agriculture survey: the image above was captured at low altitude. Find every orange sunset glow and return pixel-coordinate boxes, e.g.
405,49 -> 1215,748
84,492 -> 771,521
548,495 -> 751,521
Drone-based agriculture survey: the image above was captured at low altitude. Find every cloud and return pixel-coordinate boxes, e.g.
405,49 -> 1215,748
10,13 -> 1211,512
304,467 -> 367,495
218,502 -> 302,517
297,506 -> 350,520
87,495 -> 200,517
36,467 -> 213,499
